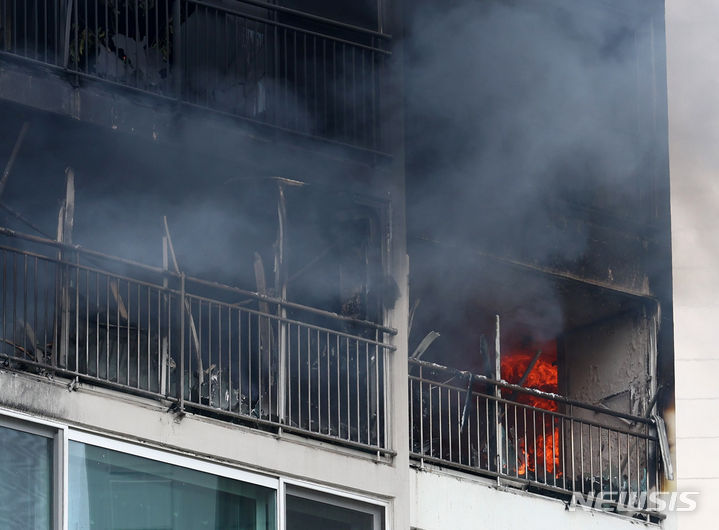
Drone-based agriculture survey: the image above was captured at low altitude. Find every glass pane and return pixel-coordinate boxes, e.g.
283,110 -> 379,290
0,425 -> 53,530
69,442 -> 275,530
286,494 -> 376,530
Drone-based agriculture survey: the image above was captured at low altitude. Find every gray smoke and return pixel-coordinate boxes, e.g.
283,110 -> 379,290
403,0 -> 665,362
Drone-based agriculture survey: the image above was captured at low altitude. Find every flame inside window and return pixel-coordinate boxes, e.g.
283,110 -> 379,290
501,340 -> 562,478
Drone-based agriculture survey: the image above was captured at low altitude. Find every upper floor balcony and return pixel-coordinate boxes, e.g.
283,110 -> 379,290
0,0 -> 392,154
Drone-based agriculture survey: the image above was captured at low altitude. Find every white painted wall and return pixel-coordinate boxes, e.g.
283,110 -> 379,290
410,467 -> 656,530
666,2 -> 719,529
0,370 -> 407,527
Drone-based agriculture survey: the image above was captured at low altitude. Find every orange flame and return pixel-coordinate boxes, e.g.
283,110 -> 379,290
501,341 -> 561,478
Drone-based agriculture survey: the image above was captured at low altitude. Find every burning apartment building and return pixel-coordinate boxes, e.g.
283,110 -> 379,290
0,0 -> 705,528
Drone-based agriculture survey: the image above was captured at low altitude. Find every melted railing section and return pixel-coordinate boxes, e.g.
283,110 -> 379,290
409,358 -> 664,520
0,229 -> 395,454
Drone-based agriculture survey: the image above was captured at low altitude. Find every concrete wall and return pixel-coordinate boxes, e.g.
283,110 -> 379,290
563,311 -> 654,417
666,1 -> 719,528
0,369 -> 409,527
410,467 -> 657,530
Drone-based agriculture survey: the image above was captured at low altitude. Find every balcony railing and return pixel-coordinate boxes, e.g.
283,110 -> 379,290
0,228 -> 396,454
409,358 -> 665,519
0,0 -> 391,153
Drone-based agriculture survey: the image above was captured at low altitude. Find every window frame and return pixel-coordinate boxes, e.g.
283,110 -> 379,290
67,429 -> 280,529
1,408 -> 389,530
281,477 -> 388,530
0,409 -> 67,530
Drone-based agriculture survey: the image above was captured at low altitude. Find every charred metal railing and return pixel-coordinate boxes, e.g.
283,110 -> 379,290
0,0 -> 390,153
409,359 -> 664,518
0,228 -> 395,454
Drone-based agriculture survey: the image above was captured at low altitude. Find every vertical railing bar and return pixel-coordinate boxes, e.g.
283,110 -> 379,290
1,251 -> 6,360
570,418 -> 576,493
428,377 -> 433,458
476,395 -> 481,469
375,341 -> 380,447
503,401 -> 508,477
218,304 -> 223,409
22,254 -> 28,354
306,326 -> 311,432
549,414 -> 559,486
126,280 -> 130,385
456,390 -> 461,464
513,405 -> 518,477
627,431 -> 631,496
326,331 -> 330,435
542,412 -> 547,484
156,286 -> 161,392
336,334 -> 340,438
248,312 -> 253,415
286,321 -> 292,423
486,397 -> 490,470
258,310 -> 262,416
345,336 -> 350,440
237,309 -> 243,413
590,425 -> 594,496
409,374 -> 414,453
608,427 -> 612,500
464,387 -> 471,465
420,365 -> 425,456
599,427 -> 604,499
136,283 -> 140,387
533,408 -> 537,480
228,306 -> 232,411
580,422 -> 585,493
438,384 -> 443,460
364,340 -> 370,444
104,276 -> 108,379
33,257 -> 39,364
85,268 -> 89,375
179,273 -> 185,410
561,416 -> 566,490
523,407 -> 527,478
146,287 -> 150,391
354,338 -> 359,442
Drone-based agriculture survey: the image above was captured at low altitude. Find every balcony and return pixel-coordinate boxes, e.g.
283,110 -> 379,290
409,358 -> 667,521
0,227 -> 396,455
0,0 -> 391,154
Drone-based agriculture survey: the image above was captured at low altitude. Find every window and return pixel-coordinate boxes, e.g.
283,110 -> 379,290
0,420 -> 57,530
285,486 -> 384,530
67,436 -> 277,530
0,411 -> 387,530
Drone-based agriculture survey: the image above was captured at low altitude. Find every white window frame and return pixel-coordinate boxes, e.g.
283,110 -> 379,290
1,408 -> 391,530
0,408 -> 68,530
281,477 -> 389,530
67,429 -> 280,528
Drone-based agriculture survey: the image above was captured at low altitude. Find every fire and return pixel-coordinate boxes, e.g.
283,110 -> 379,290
501,340 -> 562,478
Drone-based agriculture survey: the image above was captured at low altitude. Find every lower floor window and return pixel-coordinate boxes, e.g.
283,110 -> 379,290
68,442 -> 276,530
286,488 -> 384,530
0,411 -> 387,530
0,423 -> 54,530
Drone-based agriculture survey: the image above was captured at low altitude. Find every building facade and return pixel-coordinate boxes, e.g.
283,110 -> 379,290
0,0 -> 698,528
